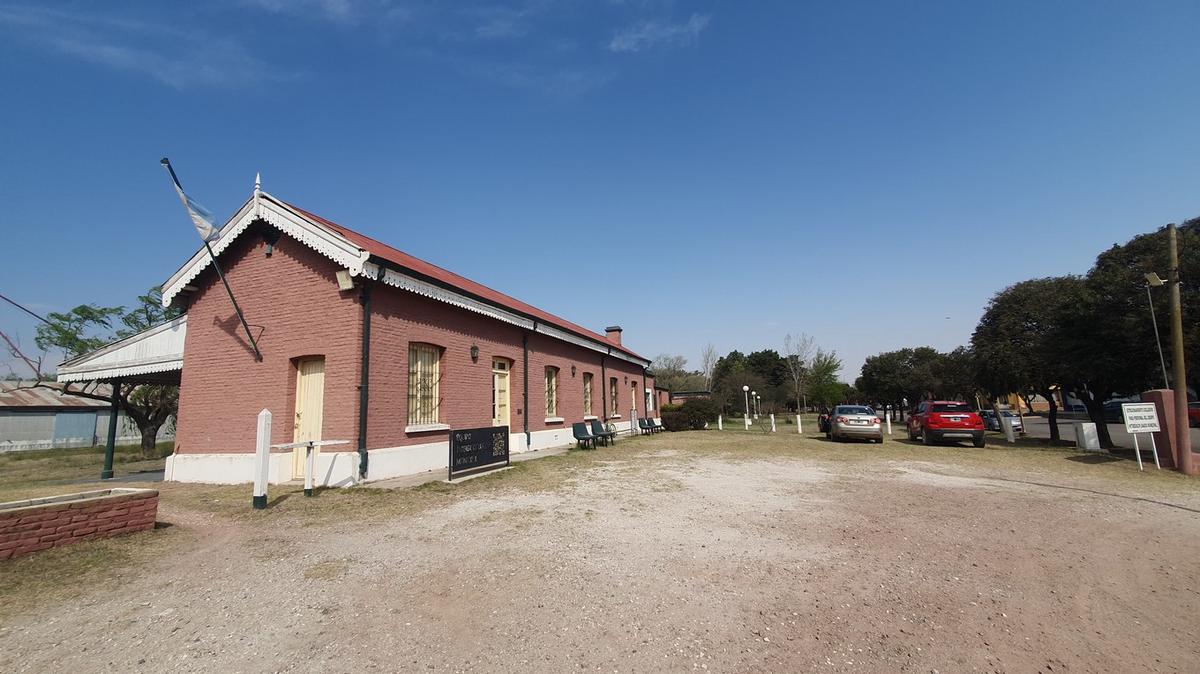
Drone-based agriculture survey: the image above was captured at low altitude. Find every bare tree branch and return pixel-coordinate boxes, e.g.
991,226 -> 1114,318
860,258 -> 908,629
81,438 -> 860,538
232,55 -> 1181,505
783,333 -> 815,412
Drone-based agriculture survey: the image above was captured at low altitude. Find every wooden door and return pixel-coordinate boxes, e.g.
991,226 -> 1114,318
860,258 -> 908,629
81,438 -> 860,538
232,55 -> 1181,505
293,357 -> 325,479
492,359 -> 510,428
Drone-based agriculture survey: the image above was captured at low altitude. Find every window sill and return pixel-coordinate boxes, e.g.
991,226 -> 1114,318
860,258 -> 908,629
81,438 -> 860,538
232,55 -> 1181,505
609,414 -> 622,419
405,423 -> 450,434
583,415 -> 598,421
544,417 -> 564,424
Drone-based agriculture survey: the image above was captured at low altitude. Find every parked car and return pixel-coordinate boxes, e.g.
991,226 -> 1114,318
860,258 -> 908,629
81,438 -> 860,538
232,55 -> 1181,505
1190,402 -> 1200,428
1103,401 -> 1125,424
907,401 -> 985,447
979,409 -> 1023,432
827,405 -> 883,443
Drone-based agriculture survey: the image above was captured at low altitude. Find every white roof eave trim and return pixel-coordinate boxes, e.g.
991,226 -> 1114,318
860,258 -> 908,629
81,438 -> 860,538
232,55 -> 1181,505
161,192 -> 369,307
56,315 -> 187,383
366,262 -> 650,368
159,189 -> 649,367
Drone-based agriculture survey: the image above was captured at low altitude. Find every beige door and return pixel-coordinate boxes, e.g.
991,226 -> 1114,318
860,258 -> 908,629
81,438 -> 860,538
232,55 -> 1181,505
293,357 -> 325,479
492,359 -> 510,428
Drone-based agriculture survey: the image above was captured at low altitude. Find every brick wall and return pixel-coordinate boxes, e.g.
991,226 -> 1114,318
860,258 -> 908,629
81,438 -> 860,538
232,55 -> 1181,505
0,489 -> 158,561
368,288 -> 652,447
175,220 -> 653,457
176,223 -> 363,454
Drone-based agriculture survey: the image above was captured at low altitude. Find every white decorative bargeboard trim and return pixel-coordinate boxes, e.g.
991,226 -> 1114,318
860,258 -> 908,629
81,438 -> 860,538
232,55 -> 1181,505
158,188 -> 649,366
161,193 -> 369,307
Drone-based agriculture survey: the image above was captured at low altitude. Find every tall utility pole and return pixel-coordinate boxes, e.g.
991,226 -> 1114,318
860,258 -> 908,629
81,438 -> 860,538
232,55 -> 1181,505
1167,224 -> 1193,474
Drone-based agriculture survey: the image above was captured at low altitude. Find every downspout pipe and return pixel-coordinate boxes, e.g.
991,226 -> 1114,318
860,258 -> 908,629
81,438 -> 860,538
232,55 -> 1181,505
601,354 -> 608,421
357,282 -> 372,480
642,366 -> 649,419
523,327 -> 532,449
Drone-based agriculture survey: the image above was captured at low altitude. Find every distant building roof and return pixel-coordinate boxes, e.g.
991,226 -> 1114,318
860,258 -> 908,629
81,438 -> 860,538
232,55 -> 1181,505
0,381 -> 114,410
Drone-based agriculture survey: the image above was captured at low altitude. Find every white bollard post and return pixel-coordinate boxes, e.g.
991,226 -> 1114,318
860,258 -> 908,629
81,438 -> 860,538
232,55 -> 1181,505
253,409 -> 271,510
1001,416 -> 1016,443
718,415 -> 723,431
744,415 -> 750,430
886,414 -> 892,435
304,442 -> 316,496
796,414 -> 802,433
770,414 -> 776,432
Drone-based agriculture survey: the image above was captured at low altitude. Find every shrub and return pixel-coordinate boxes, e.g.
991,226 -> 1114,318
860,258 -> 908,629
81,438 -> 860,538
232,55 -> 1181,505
661,410 -> 691,432
659,399 -> 719,431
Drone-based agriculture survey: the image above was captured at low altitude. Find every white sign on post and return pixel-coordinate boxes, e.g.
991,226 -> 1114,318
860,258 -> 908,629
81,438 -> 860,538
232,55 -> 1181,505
1121,403 -> 1161,471
1122,403 -> 1161,434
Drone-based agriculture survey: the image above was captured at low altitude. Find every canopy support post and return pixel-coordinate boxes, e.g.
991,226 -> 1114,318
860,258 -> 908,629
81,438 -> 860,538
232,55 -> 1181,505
101,379 -> 120,480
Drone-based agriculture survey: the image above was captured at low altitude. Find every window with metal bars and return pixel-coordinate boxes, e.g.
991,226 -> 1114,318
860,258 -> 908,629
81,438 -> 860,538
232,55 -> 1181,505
545,366 -> 558,417
408,343 -> 441,425
582,372 -> 593,416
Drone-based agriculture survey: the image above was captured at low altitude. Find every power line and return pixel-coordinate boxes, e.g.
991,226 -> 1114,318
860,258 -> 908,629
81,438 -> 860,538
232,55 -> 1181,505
0,292 -> 51,325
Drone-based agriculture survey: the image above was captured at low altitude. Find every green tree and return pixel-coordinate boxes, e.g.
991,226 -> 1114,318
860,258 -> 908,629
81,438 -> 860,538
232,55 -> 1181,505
28,287 -> 182,458
857,346 -> 945,417
807,349 -> 843,409
972,277 -> 1084,442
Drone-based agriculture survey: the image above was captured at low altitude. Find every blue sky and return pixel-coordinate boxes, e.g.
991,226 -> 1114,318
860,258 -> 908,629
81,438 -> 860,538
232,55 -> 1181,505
2,1 -> 1199,381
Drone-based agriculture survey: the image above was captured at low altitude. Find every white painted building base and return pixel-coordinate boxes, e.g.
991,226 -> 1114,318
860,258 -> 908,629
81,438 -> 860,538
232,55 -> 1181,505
164,428 -> 577,487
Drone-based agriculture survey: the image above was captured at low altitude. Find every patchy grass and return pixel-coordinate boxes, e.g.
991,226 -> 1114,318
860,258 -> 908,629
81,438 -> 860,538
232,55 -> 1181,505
1,428 -> 1194,622
0,442 -> 172,500
0,523 -> 183,622
303,559 -> 351,581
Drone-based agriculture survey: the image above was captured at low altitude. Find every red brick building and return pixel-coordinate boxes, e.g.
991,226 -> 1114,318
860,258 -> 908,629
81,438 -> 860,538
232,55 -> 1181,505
136,185 -> 654,485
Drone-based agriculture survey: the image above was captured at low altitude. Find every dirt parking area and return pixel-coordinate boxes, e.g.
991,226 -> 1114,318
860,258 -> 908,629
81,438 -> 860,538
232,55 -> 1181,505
2,430 -> 1199,672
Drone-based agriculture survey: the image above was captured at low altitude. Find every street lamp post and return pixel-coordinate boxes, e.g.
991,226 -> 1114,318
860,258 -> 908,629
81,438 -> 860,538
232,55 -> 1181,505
1144,272 -> 1171,389
751,391 -> 758,419
742,385 -> 750,422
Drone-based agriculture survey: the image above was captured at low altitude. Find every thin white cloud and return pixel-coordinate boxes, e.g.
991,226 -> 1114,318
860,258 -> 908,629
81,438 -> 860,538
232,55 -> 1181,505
240,0 -> 358,23
0,4 -> 293,88
608,13 -> 710,53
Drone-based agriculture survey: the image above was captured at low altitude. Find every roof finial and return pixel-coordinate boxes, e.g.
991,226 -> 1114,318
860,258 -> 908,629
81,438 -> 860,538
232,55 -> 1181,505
254,172 -> 261,193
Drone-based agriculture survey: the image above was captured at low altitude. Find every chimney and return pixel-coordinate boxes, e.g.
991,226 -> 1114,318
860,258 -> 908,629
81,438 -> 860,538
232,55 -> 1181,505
604,325 -> 623,346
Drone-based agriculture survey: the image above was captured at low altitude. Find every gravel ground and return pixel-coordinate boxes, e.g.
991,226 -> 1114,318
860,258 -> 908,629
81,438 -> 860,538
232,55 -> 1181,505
2,433 -> 1199,673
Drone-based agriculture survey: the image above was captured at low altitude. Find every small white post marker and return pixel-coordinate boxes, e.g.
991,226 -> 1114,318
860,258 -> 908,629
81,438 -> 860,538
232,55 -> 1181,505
718,415 -> 723,431
304,441 -> 316,496
253,409 -> 271,510
796,414 -> 802,433
770,414 -> 776,432
744,415 -> 750,430
886,413 -> 892,436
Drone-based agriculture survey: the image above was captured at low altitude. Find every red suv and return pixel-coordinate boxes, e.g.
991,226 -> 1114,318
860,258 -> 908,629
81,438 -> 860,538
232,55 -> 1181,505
908,401 -> 986,447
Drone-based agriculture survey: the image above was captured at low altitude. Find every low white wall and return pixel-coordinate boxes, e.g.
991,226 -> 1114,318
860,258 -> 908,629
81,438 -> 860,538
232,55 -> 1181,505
164,429 -> 574,487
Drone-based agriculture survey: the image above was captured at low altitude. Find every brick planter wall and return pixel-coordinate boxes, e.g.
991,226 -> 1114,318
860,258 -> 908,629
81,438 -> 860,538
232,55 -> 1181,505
0,488 -> 158,561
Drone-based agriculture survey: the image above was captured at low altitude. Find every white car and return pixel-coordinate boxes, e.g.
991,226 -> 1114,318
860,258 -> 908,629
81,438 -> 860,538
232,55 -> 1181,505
980,409 -> 1022,432
827,405 -> 884,443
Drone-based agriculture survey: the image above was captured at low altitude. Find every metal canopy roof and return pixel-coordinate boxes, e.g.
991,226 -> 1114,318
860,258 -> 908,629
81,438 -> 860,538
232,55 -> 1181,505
56,316 -> 186,385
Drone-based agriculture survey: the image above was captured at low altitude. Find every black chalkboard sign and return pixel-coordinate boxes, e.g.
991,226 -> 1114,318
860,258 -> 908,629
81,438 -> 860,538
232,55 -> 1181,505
449,426 -> 510,480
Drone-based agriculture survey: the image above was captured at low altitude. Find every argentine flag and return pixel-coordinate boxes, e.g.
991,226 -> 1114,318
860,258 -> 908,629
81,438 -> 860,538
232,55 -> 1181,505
161,158 -> 220,242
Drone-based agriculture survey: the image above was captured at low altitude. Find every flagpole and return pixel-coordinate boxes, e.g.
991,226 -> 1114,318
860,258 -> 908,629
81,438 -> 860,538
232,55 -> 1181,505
160,158 -> 262,361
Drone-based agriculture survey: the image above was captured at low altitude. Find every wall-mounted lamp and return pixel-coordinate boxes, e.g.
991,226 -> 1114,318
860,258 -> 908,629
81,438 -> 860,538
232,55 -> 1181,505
571,365 -> 576,377
470,345 -> 479,363
335,270 -> 355,291
262,230 -> 280,257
